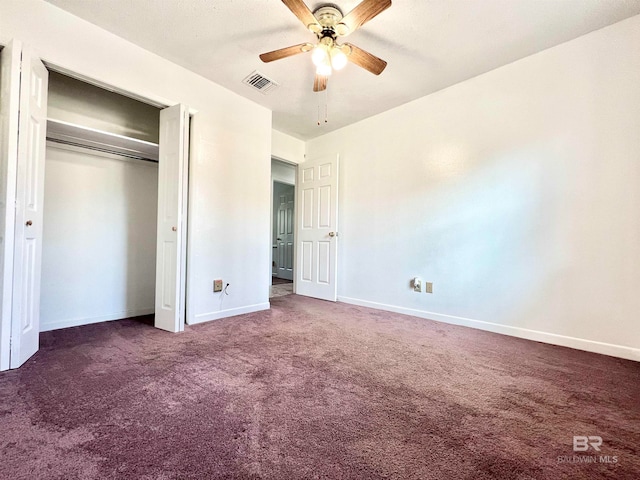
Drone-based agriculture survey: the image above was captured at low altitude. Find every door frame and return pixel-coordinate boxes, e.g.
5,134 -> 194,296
270,157 -> 298,294
0,45 -> 193,370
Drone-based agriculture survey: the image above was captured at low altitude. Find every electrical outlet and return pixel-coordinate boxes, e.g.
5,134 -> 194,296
213,279 -> 223,292
413,277 -> 422,292
425,282 -> 433,294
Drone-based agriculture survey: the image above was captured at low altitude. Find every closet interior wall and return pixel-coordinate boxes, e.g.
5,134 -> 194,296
41,71 -> 161,331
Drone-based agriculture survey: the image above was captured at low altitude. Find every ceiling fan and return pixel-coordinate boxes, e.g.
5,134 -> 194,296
260,0 -> 392,92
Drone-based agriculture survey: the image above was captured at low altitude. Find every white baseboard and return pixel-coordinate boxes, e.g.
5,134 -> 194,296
40,307 -> 154,332
189,302 -> 270,325
337,296 -> 640,362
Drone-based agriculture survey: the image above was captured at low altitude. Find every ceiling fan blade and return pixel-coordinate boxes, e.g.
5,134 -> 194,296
260,43 -> 312,63
282,0 -> 320,31
338,0 -> 392,36
344,43 -> 387,75
313,74 -> 328,92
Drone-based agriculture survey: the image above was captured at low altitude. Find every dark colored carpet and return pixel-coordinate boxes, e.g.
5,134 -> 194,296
1,295 -> 639,479
271,277 -> 293,285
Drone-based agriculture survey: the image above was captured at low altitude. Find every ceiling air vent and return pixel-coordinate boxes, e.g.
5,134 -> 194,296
242,71 -> 279,94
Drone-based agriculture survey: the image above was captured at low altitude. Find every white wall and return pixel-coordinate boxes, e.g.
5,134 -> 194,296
272,129 -> 305,164
306,15 -> 640,361
41,146 -> 158,330
0,0 -> 272,327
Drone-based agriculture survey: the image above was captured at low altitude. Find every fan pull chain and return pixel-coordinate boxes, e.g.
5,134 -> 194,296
325,88 -> 328,124
316,84 -> 329,126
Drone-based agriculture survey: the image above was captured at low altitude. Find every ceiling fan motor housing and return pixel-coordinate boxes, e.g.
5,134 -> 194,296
311,6 -> 349,36
314,6 -> 343,25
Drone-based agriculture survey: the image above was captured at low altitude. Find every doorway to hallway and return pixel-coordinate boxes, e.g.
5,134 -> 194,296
271,159 -> 296,298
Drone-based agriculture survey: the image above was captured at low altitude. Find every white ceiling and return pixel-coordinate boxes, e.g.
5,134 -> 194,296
44,0 -> 640,140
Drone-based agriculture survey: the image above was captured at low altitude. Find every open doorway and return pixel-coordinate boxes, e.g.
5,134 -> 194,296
271,158 -> 296,298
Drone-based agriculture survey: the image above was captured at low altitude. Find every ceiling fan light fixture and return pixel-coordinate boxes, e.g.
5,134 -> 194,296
316,62 -> 332,76
262,0 -> 391,92
330,47 -> 348,70
311,45 -> 328,66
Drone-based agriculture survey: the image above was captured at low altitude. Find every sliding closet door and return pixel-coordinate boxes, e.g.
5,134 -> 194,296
10,48 -> 49,368
0,41 -> 22,371
155,104 -> 189,333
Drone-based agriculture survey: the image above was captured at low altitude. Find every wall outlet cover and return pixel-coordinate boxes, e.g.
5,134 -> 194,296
213,279 -> 223,292
426,282 -> 433,294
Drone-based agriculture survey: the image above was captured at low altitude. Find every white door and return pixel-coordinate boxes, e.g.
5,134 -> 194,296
10,48 -> 49,368
276,185 -> 294,281
0,41 -> 22,371
296,154 -> 339,301
155,104 -> 189,333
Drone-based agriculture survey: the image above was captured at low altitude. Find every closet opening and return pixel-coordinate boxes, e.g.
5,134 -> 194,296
42,71 -> 162,332
2,45 -> 189,369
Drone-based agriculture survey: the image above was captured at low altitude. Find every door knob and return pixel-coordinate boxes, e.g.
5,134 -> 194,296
172,226 -> 177,232
328,231 -> 338,237
26,220 -> 33,226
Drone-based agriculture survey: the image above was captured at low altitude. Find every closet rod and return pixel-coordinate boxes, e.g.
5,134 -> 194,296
46,137 -> 159,163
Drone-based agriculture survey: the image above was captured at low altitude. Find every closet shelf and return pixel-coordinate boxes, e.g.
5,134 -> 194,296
46,118 -> 159,161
